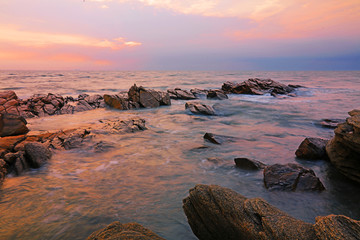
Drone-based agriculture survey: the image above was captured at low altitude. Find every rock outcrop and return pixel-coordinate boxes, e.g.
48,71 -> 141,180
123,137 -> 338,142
167,88 -> 197,100
0,113 -> 29,137
87,221 -> 165,240
105,84 -> 171,110
326,109 -> 360,184
295,137 -> 328,160
263,163 -> 325,191
222,78 -> 296,96
185,102 -> 215,115
183,184 -> 360,240
234,157 -> 266,170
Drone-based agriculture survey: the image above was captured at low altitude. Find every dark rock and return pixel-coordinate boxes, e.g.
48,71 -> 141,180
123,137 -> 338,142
203,133 -> 237,145
0,114 -> 29,137
263,163 -> 325,191
183,184 -> 316,240
73,100 -> 93,112
85,94 -> 103,105
0,159 -> 7,184
349,109 -> 360,117
314,214 -> 360,240
295,137 -> 328,160
206,90 -> 228,100
222,78 -> 295,96
58,129 -> 91,150
320,119 -> 344,129
0,91 -> 18,101
234,157 -> 266,170
104,94 -> 131,110
60,104 -> 74,114
326,110 -> 360,184
24,142 -> 52,168
167,88 -> 197,100
86,221 -> 165,240
185,102 -> 215,115
190,88 -> 209,98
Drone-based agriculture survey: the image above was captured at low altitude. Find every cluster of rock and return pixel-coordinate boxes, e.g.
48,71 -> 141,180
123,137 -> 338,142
222,78 -> 299,96
183,184 -> 360,240
104,84 -> 171,110
326,109 -> 360,184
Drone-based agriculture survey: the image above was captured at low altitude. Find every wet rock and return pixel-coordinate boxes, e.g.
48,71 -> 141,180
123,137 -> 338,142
349,109 -> 360,117
320,119 -> 344,129
234,157 -> 266,170
203,132 -> 237,145
222,78 -> 295,96
24,142 -> 52,168
98,118 -> 147,133
73,100 -> 93,112
263,163 -> 325,191
87,221 -> 165,240
0,91 -> 20,116
0,114 -> 29,137
326,109 -> 360,184
167,88 -> 197,100
183,184 -> 316,240
190,88 -> 209,98
314,214 -> 360,240
58,129 -> 92,150
295,137 -> 329,160
104,94 -> 131,110
0,159 -> 6,184
6,151 -> 28,175
206,90 -> 228,100
185,102 -> 215,115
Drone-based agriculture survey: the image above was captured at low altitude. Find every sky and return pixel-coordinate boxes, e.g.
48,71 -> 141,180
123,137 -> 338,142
0,0 -> 360,70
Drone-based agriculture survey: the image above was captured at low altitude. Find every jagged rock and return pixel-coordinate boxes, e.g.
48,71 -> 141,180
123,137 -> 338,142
0,114 -> 29,137
57,129 -> 92,150
97,118 -> 147,133
86,221 -> 165,240
0,91 -> 20,116
263,163 -> 325,191
167,88 -> 197,100
222,78 -> 295,96
206,90 -> 228,100
185,102 -> 215,115
104,94 -> 132,110
24,142 -> 52,168
295,137 -> 328,160
190,88 -> 209,98
326,109 -> 360,184
183,184 -> 316,240
73,100 -> 93,112
203,132 -> 237,145
234,157 -> 266,170
320,119 -> 344,129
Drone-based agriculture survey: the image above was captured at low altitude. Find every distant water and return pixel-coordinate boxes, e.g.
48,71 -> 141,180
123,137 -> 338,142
0,71 -> 359,240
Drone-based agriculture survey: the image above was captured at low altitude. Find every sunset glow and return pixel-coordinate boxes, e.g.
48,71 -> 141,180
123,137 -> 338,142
1,0 -> 359,70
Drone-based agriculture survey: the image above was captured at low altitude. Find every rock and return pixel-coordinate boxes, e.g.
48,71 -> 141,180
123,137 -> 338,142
222,78 -> 295,96
73,100 -> 93,112
58,129 -> 91,150
320,119 -> 344,129
167,88 -> 197,100
326,110 -> 360,183
104,94 -> 131,110
190,88 -> 209,98
0,91 -> 21,115
128,84 -> 171,108
206,90 -> 228,100
263,163 -> 325,191
86,221 -> 165,240
0,159 -> 7,184
0,114 -> 29,137
203,132 -> 237,145
24,142 -> 52,168
234,157 -> 266,170
185,102 -> 215,115
97,118 -> 147,133
183,184 -> 316,240
349,109 -> 360,117
314,214 -> 360,240
295,137 -> 329,160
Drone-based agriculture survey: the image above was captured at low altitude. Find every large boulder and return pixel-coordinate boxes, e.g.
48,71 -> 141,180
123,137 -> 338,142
263,163 -> 325,191
0,113 -> 29,137
185,102 -> 215,115
183,184 -> 360,240
24,142 -> 52,168
87,221 -> 165,240
326,109 -> 360,184
222,78 -> 295,96
295,137 -> 328,160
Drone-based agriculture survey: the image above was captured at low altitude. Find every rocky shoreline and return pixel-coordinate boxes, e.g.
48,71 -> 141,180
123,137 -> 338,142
0,78 -> 359,239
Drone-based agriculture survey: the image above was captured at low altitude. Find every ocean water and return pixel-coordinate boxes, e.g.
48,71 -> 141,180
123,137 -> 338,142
0,71 -> 359,239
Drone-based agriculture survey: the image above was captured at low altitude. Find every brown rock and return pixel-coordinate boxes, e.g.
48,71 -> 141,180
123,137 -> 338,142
263,163 -> 325,191
24,142 -> 52,168
295,137 -> 328,160
234,157 -> 266,170
314,215 -> 360,240
203,132 -> 237,145
167,88 -> 197,100
0,114 -> 29,137
185,102 -> 215,115
86,221 -> 165,240
206,90 -> 228,100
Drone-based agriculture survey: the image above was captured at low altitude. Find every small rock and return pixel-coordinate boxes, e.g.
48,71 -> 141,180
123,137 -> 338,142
320,119 -> 344,129
263,163 -> 325,191
203,132 -> 237,145
185,102 -> 215,115
167,88 -> 197,100
234,157 -> 266,170
295,137 -> 328,160
24,142 -> 52,168
206,90 -> 228,100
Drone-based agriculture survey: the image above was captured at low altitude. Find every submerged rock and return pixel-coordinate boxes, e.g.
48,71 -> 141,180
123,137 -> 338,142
234,157 -> 266,170
203,132 -> 237,145
326,109 -> 360,184
263,163 -> 325,191
295,137 -> 328,160
222,78 -> 295,96
0,113 -> 29,137
167,88 -> 197,100
183,184 -> 360,240
319,119 -> 344,129
87,221 -> 165,240
185,102 -> 215,115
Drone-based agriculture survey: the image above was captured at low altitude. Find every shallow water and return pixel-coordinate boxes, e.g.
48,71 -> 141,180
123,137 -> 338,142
0,71 -> 359,239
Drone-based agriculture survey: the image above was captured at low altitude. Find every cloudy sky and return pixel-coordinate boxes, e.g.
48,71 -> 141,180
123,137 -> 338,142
1,0 -> 359,70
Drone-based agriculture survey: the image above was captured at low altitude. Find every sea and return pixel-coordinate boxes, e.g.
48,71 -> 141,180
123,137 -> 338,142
0,71 -> 359,239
